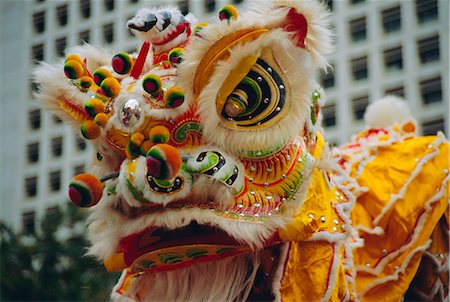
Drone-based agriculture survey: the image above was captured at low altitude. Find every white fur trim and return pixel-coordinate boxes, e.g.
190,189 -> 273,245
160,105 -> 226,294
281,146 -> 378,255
364,96 -> 414,129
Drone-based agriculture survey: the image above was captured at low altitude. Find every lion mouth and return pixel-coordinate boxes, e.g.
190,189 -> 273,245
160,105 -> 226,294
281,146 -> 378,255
105,221 -> 253,273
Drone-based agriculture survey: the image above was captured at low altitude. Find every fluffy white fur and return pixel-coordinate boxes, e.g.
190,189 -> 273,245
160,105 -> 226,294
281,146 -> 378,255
112,252 -> 260,302
364,95 -> 413,128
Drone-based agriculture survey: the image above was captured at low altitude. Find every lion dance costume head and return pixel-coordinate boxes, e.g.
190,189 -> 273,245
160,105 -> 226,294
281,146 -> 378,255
34,1 -> 449,301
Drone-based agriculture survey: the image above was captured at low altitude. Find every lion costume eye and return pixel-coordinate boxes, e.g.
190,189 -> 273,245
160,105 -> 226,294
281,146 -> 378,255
219,57 -> 287,129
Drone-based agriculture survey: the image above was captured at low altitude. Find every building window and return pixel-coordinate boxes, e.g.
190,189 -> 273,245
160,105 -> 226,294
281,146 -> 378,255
322,103 -> 336,128
79,30 -> 90,43
53,115 -> 63,124
420,77 -> 441,104
351,0 -> 365,4
385,86 -> 405,98
55,37 -> 67,57
103,23 -> 114,44
349,17 -> 366,42
76,137 -> 87,151
416,0 -> 438,23
56,4 -> 68,26
205,0 -> 216,13
51,136 -> 63,157
351,56 -> 368,81
352,95 -> 369,120
80,0 -> 91,19
384,46 -> 403,72
30,80 -> 39,97
33,11 -> 45,33
178,0 -> 189,15
104,0 -> 115,11
382,6 -> 401,33
129,0 -> 138,3
32,44 -> 44,63
73,165 -> 85,175
27,142 -> 39,163
422,117 -> 444,136
417,35 -> 440,64
49,170 -> 62,192
29,109 -> 41,130
25,176 -> 38,197
321,65 -> 335,89
22,212 -> 36,233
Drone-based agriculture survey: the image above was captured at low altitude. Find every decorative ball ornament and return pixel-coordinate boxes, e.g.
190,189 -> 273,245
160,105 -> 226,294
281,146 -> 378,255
126,133 -> 145,158
68,173 -> 103,207
101,77 -> 121,97
112,52 -> 133,74
119,99 -> 142,127
142,74 -> 162,95
64,60 -> 84,79
168,48 -> 184,68
164,87 -> 184,108
94,112 -> 109,127
93,68 -> 113,86
193,22 -> 209,37
84,98 -> 106,118
140,140 -> 153,154
81,120 -> 101,139
218,5 -> 239,21
65,54 -> 83,64
146,144 -> 182,180
79,76 -> 94,89
149,125 -> 171,144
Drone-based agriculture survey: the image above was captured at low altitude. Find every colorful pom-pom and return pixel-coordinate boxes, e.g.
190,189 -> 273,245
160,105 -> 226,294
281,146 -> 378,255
164,87 -> 184,108
79,76 -> 94,89
65,54 -> 83,64
149,125 -> 170,144
130,133 -> 145,146
68,173 -> 103,207
93,68 -> 113,86
140,140 -> 153,154
168,48 -> 184,68
64,60 -> 84,79
81,120 -> 101,140
112,52 -> 133,75
101,77 -> 121,97
142,74 -> 162,95
146,144 -> 182,180
219,5 -> 238,21
84,98 -> 106,118
193,22 -> 208,37
94,112 -> 109,127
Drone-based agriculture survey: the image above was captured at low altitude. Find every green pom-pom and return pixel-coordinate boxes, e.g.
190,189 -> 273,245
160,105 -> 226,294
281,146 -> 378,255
219,5 -> 238,21
112,52 -> 133,74
168,48 -> 184,68
100,77 -> 121,97
64,60 -> 84,79
164,87 -> 184,108
68,173 -> 103,207
142,74 -> 162,95
93,68 -> 112,86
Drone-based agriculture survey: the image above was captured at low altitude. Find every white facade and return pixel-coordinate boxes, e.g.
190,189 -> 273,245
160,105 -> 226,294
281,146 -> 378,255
0,0 -> 447,232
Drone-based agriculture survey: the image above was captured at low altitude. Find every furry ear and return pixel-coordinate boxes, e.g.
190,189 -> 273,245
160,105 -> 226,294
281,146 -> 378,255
33,44 -> 112,129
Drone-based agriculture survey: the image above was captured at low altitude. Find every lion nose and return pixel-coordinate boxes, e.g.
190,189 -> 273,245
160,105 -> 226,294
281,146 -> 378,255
128,13 -> 157,32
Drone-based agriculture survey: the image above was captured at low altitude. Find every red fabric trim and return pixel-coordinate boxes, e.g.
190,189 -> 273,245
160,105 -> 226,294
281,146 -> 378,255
130,42 -> 150,79
152,22 -> 191,46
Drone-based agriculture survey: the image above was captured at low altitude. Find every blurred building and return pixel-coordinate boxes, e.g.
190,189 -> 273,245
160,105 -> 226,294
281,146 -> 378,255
0,0 -> 447,232
320,0 -> 448,145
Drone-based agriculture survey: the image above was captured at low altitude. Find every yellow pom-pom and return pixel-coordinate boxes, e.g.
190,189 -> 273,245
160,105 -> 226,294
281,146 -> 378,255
219,5 -> 239,21
94,113 -> 109,127
84,98 -> 105,118
101,77 -> 121,97
149,125 -> 171,144
64,60 -> 84,79
79,76 -> 94,89
65,54 -> 83,64
81,120 -> 101,140
93,68 -> 113,86
130,133 -> 145,146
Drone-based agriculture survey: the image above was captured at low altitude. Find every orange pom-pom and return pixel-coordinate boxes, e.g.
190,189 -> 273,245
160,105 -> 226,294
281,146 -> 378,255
81,120 -> 101,140
84,98 -> 105,117
64,60 -> 84,79
146,144 -> 182,180
101,77 -> 121,97
140,140 -> 153,154
94,113 -> 109,127
65,54 -> 83,64
149,125 -> 171,144
68,173 -> 103,207
130,133 -> 145,146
